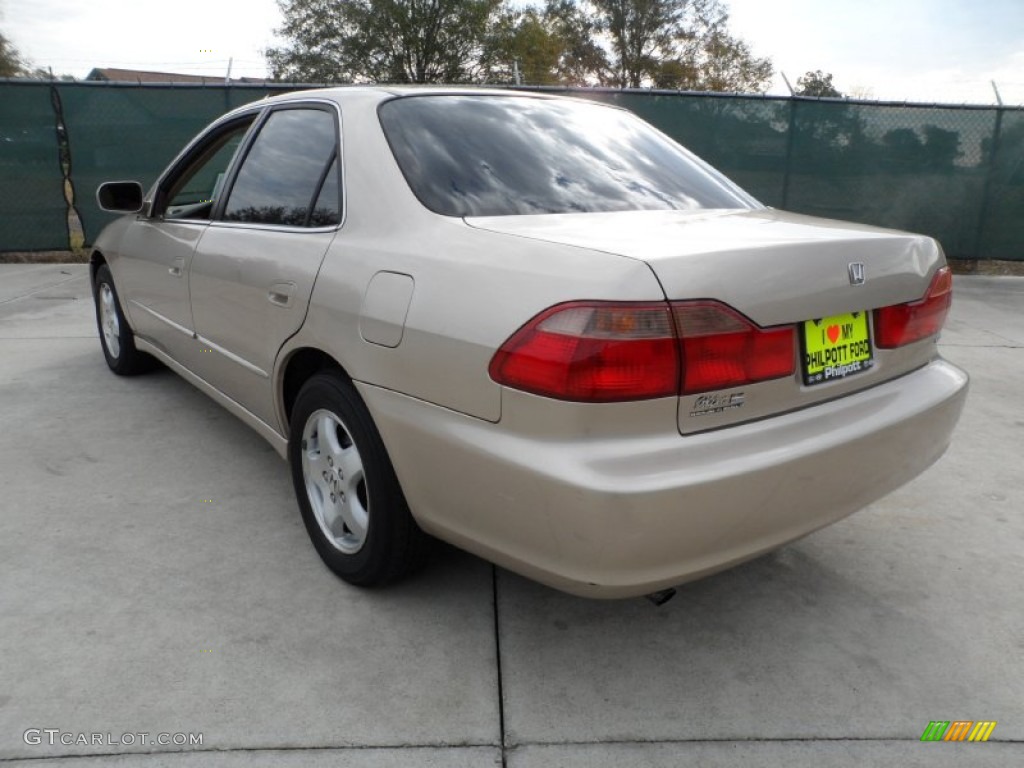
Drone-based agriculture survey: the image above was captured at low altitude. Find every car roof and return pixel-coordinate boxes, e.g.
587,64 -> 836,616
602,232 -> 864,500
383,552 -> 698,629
216,85 -> 619,130
264,84 -> 569,103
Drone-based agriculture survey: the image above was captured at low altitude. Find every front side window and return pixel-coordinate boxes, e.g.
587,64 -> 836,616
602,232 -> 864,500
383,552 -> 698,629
223,108 -> 340,227
379,95 -> 758,217
163,118 -> 255,220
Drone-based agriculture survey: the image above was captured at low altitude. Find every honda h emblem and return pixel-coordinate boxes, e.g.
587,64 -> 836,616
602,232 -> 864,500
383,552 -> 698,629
848,262 -> 866,286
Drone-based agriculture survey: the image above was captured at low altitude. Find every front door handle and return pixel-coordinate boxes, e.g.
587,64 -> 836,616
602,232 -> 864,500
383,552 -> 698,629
168,256 -> 185,278
268,281 -> 296,308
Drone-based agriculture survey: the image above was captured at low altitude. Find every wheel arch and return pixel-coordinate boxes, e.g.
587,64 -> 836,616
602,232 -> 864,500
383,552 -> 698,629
88,249 -> 107,285
278,347 -> 352,430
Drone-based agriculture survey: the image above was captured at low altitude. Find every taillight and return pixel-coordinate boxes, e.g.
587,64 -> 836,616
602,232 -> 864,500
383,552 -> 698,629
673,302 -> 795,394
489,300 -> 796,402
488,302 -> 679,402
873,266 -> 952,348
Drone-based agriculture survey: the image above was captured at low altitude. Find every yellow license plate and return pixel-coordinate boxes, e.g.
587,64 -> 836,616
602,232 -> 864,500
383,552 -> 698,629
802,312 -> 874,385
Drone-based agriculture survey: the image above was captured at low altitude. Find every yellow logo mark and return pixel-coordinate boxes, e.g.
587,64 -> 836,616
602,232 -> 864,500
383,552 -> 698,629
969,721 -> 997,742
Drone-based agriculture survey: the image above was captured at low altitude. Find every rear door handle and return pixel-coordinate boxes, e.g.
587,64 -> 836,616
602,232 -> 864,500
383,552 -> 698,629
268,282 -> 296,307
168,256 -> 185,277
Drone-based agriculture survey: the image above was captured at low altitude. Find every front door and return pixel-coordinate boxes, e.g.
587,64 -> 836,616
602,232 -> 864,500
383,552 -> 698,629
118,115 -> 258,364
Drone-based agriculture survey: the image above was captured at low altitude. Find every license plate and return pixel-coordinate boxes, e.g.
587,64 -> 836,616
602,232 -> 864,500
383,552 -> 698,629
801,312 -> 874,385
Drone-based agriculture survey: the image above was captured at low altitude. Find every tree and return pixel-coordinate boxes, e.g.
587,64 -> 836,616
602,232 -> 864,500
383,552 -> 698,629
266,0 -> 501,84
592,0 -> 691,88
482,7 -> 565,85
264,0 -> 769,90
796,70 -> 841,98
654,26 -> 771,92
694,29 -> 771,92
544,0 -> 609,85
590,0 -> 771,92
1,31 -> 27,78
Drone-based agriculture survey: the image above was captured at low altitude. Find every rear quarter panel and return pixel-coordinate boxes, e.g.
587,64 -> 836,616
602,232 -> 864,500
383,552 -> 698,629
278,92 -> 667,426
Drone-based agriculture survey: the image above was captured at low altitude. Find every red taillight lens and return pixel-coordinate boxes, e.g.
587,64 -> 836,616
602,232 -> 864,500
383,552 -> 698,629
490,300 -> 798,402
488,302 -> 679,402
672,302 -> 795,394
873,266 -> 952,348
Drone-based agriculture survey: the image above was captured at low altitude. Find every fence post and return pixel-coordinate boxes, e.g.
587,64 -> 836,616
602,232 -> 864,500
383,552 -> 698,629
780,96 -> 798,210
973,106 -> 1005,261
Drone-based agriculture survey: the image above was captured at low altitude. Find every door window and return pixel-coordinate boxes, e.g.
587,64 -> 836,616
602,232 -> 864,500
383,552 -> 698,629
223,108 -> 341,227
163,118 -> 255,220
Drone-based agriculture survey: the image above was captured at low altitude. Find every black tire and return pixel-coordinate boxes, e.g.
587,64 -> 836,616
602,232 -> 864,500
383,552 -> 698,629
289,372 -> 429,586
92,263 -> 156,376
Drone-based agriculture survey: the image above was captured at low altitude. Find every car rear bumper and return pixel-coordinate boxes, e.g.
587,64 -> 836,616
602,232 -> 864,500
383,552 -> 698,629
359,358 -> 968,598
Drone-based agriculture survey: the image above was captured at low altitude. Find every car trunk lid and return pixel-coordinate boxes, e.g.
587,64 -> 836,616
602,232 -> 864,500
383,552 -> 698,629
467,208 -> 946,434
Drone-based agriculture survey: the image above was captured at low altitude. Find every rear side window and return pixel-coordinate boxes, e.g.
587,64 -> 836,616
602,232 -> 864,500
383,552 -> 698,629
378,95 -> 755,217
223,108 -> 340,227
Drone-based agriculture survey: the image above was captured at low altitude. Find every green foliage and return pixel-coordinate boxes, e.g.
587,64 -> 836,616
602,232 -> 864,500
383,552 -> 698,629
1,32 -> 27,78
591,0 -> 771,91
544,1 -> 609,85
593,0 -> 695,88
266,0 -> 502,84
796,70 -> 841,98
266,0 -> 771,91
694,29 -> 772,92
482,8 -> 566,85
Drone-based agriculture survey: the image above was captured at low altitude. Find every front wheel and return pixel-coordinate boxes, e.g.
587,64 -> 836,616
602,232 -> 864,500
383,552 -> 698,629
92,263 -> 155,375
289,373 -> 429,586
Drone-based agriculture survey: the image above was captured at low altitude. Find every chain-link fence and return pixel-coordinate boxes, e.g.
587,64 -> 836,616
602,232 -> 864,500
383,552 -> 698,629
2,80 -> 1022,259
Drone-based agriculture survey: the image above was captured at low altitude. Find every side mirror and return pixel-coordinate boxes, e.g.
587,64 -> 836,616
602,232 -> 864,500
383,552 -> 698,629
96,181 -> 144,214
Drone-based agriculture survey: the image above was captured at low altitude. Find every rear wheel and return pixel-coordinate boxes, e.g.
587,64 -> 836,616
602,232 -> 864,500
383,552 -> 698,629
289,372 -> 429,586
92,263 -> 155,375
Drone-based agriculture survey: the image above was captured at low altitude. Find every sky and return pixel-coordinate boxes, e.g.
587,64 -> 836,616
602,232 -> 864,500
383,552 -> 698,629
2,0 -> 1023,105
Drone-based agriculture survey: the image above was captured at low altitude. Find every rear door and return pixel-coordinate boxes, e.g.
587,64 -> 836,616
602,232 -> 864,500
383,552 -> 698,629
187,104 -> 342,426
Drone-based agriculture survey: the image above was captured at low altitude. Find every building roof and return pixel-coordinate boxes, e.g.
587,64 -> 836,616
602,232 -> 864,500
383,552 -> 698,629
86,68 -> 267,84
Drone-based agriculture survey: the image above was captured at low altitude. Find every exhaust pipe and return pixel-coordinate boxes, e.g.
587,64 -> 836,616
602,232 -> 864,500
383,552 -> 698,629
645,588 -> 676,607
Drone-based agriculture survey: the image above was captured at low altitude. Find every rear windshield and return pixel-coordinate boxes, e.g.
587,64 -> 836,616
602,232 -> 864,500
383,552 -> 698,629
378,95 -> 756,217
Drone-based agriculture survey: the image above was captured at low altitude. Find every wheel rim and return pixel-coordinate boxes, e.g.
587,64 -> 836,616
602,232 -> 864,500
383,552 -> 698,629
301,408 -> 369,554
98,282 -> 121,359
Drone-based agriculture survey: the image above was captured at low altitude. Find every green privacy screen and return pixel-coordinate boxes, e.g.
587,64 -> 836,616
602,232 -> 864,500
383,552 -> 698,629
0,83 -> 69,251
0,81 -> 293,251
53,82 -> 293,247
1,80 -> 1021,259
574,89 -> 1019,260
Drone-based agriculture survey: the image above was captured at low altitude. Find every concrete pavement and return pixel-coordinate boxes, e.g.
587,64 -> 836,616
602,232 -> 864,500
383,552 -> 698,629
0,265 -> 1021,766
